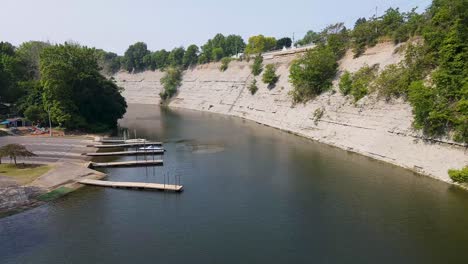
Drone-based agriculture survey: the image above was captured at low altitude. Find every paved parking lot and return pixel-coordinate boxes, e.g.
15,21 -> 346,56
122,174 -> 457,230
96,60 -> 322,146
0,136 -> 97,164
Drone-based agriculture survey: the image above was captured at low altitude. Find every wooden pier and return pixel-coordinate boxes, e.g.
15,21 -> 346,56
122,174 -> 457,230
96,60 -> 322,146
84,150 -> 165,157
89,142 -> 163,149
90,160 -> 163,168
78,179 -> 183,192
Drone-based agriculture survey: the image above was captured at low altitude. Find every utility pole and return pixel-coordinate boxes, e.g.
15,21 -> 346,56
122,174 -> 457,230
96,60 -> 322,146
292,32 -> 295,48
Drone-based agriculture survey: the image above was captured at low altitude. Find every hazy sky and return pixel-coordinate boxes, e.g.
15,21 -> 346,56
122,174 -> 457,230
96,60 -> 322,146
2,0 -> 431,55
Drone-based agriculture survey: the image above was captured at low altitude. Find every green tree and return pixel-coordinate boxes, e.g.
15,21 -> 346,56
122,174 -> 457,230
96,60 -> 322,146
289,46 -> 338,103
152,49 -> 169,70
182,45 -> 199,68
16,41 -> 50,79
338,71 -> 352,95
211,47 -> 224,62
297,31 -> 321,46
24,105 -> 47,125
276,37 -> 292,49
245,35 -> 277,55
262,64 -> 279,87
168,47 -> 185,67
123,42 -> 150,72
251,55 -> 263,76
40,43 -> 127,130
224,35 -> 246,56
248,79 -> 258,95
0,42 -> 27,103
160,67 -> 182,100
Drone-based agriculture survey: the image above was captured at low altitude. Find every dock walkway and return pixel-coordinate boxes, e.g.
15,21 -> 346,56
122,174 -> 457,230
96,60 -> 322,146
89,142 -> 163,148
90,160 -> 163,168
84,150 -> 164,156
79,179 -> 183,192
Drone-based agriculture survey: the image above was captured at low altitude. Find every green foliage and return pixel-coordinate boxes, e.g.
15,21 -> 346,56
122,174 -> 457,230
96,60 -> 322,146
297,31 -> 320,46
0,42 -> 28,103
40,43 -> 127,131
248,79 -> 258,95
151,49 -> 169,70
289,46 -> 338,103
211,47 -> 224,62
276,37 -> 292,49
313,107 -> 324,125
448,167 -> 468,183
24,105 -> 47,124
219,57 -> 231,72
160,67 -> 182,100
245,35 -> 277,55
16,41 -> 50,79
321,23 -> 349,59
199,34 -> 245,64
167,47 -> 185,67
251,55 -> 263,76
338,71 -> 352,95
262,64 -> 279,86
37,186 -> 73,202
182,45 -> 199,68
96,49 -> 121,75
123,42 -> 150,72
348,65 -> 378,101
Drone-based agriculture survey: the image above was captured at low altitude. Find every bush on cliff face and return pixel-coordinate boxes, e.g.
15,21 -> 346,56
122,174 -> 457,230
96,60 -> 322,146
448,167 -> 468,183
248,79 -> 258,95
219,57 -> 231,72
289,46 -> 338,103
262,64 -> 279,87
159,67 -> 182,100
251,55 -> 263,76
338,71 -> 352,95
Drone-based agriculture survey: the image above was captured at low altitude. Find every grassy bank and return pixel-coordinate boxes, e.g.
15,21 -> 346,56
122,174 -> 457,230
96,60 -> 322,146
0,164 -> 53,185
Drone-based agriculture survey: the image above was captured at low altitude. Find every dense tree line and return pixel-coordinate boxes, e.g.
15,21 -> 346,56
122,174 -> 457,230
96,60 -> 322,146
0,42 -> 127,131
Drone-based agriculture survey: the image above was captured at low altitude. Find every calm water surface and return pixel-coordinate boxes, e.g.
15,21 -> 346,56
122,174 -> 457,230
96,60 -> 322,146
1,104 -> 468,263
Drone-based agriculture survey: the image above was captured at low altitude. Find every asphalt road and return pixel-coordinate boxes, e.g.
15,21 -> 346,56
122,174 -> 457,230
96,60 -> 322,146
0,136 -> 96,164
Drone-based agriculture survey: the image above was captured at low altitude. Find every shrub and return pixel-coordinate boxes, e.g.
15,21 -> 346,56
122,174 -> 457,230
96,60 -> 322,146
248,79 -> 258,95
313,107 -> 324,125
159,67 -> 182,100
262,64 -> 279,86
289,46 -> 338,103
338,71 -> 352,95
349,65 -> 378,101
251,55 -> 263,76
219,57 -> 231,72
373,64 -> 409,100
448,167 -> 468,183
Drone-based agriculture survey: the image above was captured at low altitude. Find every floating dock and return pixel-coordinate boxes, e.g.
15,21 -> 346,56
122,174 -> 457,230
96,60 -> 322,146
89,142 -> 163,148
78,179 -> 183,192
90,160 -> 163,168
84,150 -> 165,157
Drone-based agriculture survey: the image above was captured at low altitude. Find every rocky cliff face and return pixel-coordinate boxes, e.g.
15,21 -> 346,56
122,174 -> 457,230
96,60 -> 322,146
114,42 -> 467,183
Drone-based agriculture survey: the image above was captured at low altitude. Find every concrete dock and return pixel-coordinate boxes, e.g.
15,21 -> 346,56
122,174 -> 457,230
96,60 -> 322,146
84,150 -> 165,156
78,179 -> 183,192
90,160 -> 163,168
89,142 -> 163,148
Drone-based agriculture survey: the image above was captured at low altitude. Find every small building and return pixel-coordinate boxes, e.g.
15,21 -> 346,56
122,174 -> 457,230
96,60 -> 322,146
1,118 -> 31,128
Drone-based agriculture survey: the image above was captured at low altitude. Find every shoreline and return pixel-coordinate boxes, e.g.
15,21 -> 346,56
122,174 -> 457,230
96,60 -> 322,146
169,104 -> 467,189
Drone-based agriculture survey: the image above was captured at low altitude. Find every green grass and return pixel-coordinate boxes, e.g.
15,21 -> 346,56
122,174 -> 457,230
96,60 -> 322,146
0,164 -> 53,185
37,186 -> 73,202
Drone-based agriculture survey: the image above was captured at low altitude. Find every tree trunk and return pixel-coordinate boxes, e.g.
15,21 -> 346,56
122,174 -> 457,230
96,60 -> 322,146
13,156 -> 17,165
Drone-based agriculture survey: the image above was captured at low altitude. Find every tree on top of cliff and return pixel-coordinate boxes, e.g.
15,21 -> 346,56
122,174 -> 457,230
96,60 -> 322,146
123,42 -> 150,72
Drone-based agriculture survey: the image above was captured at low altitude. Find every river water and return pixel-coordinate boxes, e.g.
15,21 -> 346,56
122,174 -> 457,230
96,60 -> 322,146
1,104 -> 468,263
